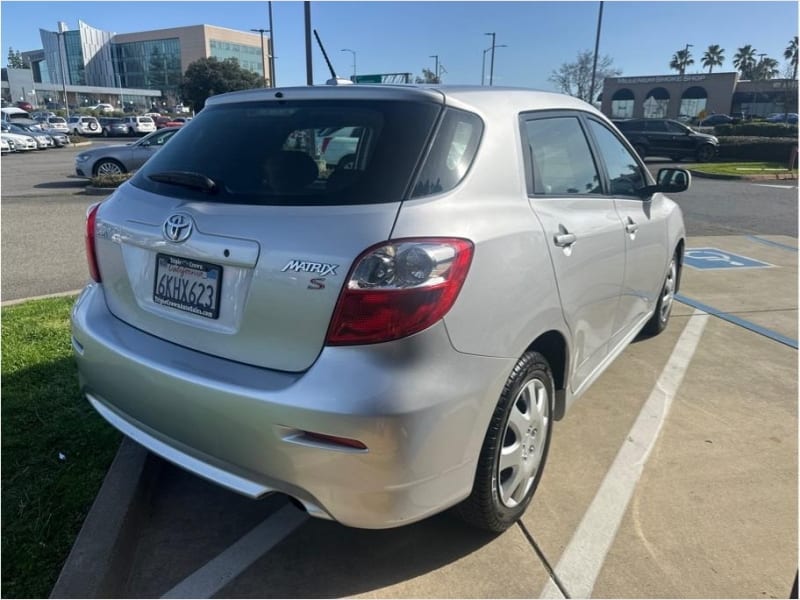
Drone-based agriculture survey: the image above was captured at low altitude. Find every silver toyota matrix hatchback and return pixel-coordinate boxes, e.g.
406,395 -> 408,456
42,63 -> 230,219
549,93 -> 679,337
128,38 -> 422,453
72,85 -> 689,532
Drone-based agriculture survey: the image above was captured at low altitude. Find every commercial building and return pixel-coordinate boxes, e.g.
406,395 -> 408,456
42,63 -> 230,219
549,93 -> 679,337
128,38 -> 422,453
601,71 -> 797,120
2,20 -> 272,111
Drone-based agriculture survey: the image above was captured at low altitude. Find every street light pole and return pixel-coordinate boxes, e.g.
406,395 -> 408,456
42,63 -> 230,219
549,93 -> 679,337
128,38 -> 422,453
268,1 -> 276,87
250,28 -> 269,87
485,32 -> 497,86
481,44 -> 506,85
341,48 -> 356,80
683,43 -> 693,75
588,1 -> 604,107
429,54 -> 439,82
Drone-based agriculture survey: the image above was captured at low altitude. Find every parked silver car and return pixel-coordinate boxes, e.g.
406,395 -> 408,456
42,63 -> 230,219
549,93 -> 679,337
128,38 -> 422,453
72,85 -> 688,531
74,127 -> 180,177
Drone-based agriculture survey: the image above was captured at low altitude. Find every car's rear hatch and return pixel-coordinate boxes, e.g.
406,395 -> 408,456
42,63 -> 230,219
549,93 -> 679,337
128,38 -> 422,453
93,88 -> 444,372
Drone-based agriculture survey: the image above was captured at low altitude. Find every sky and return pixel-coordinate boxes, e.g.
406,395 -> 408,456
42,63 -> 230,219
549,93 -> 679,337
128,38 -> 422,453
0,0 -> 797,91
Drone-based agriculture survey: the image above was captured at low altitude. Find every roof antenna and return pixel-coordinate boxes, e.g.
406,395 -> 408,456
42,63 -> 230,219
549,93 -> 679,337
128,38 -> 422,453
314,29 -> 353,85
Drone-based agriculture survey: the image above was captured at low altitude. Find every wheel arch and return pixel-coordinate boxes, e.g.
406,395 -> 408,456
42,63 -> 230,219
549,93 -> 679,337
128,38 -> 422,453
526,329 -> 569,421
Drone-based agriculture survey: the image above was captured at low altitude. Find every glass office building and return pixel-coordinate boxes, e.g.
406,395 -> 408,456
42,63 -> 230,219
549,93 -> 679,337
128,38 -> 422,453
113,38 -> 183,91
25,22 -> 270,108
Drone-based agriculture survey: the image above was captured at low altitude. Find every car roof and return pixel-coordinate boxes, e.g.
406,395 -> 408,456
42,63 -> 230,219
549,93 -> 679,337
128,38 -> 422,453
207,84 -> 604,120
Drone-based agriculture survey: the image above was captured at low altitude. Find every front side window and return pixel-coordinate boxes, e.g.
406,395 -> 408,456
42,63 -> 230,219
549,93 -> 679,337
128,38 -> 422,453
644,120 -> 668,132
587,120 -> 646,197
523,116 -> 601,196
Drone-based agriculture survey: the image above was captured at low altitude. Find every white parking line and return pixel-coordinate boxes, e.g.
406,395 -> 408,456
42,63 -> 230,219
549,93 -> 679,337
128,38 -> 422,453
161,503 -> 309,599
539,310 -> 709,599
751,184 -> 797,190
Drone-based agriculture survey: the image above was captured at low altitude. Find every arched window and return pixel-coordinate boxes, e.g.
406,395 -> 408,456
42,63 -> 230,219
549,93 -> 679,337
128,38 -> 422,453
679,86 -> 708,120
611,88 -> 635,118
643,87 -> 670,119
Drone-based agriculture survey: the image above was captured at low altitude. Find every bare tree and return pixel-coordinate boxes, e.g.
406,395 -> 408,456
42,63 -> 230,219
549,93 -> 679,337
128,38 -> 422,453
549,50 -> 621,104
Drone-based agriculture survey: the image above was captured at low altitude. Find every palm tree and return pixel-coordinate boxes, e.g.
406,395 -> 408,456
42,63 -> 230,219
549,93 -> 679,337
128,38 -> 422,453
733,45 -> 757,79
701,45 -> 725,73
669,48 -> 694,75
784,36 -> 798,80
753,56 -> 780,80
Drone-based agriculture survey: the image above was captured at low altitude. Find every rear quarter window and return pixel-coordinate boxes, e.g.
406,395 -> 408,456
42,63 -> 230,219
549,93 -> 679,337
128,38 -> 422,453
411,108 -> 483,199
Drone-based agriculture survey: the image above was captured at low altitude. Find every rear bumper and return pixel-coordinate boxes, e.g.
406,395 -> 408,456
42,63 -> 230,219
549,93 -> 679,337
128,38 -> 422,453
71,284 -> 513,528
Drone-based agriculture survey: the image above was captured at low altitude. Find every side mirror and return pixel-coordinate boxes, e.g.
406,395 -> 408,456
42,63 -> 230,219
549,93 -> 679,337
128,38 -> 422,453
656,168 -> 691,193
639,168 -> 691,196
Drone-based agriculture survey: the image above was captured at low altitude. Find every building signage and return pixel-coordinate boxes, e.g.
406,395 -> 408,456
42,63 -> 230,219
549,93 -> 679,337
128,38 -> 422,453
615,75 -> 708,85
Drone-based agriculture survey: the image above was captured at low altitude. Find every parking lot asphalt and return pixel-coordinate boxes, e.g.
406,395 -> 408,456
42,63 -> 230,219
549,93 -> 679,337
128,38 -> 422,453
2,144 -> 796,598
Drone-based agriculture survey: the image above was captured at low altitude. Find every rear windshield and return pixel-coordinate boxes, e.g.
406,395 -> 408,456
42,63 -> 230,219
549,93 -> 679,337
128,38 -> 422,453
132,99 -> 441,206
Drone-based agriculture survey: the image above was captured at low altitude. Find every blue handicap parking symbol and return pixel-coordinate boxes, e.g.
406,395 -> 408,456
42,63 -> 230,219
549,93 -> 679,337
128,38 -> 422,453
684,248 -> 773,270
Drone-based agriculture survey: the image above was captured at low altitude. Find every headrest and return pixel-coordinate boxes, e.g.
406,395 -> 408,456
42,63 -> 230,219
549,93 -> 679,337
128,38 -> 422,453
265,151 -> 319,194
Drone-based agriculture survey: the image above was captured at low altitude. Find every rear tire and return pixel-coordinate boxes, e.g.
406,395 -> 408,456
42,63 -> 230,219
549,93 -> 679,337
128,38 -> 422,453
455,351 -> 554,532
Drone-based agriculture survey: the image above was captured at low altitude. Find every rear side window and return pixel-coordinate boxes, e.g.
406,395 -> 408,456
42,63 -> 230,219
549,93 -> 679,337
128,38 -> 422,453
411,108 -> 483,199
523,116 -> 601,196
132,99 -> 442,206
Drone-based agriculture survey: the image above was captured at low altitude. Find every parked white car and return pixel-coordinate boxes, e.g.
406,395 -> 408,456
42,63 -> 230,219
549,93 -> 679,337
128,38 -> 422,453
68,116 -> 102,136
0,130 -> 37,151
123,116 -> 156,135
43,116 -> 69,132
90,103 -> 114,113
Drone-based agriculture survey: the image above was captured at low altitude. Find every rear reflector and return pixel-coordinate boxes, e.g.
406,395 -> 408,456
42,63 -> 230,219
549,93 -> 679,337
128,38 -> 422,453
85,202 -> 102,282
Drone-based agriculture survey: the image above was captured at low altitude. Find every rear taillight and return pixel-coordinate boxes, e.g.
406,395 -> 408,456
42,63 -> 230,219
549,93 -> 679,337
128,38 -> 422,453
85,202 -> 101,282
326,238 -> 474,345
320,137 -> 332,154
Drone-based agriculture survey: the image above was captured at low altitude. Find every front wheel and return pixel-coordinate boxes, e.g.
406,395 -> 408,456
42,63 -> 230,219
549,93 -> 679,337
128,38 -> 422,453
641,253 -> 677,337
454,351 -> 554,532
696,144 -> 716,162
94,159 -> 126,176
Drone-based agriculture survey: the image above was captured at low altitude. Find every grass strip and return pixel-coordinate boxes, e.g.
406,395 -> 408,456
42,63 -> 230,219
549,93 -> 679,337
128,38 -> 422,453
1,296 -> 120,599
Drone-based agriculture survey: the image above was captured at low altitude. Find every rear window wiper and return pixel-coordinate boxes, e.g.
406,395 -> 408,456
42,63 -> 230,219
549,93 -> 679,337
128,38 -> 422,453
147,171 -> 218,193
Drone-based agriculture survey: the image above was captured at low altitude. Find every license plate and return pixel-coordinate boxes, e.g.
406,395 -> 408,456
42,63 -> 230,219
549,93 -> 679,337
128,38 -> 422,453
153,254 -> 222,319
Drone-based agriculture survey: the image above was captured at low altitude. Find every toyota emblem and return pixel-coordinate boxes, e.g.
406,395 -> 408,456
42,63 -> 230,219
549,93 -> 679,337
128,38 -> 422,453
163,214 -> 193,242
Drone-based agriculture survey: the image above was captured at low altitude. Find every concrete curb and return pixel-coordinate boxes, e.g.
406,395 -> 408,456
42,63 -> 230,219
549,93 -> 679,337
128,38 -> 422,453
1,289 -> 82,307
689,169 -> 798,182
50,438 -> 160,599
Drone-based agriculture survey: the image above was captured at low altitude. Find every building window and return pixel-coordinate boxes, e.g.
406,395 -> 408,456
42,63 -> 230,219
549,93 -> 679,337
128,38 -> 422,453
679,86 -> 708,120
643,87 -> 669,119
209,38 -> 263,76
611,88 -> 635,119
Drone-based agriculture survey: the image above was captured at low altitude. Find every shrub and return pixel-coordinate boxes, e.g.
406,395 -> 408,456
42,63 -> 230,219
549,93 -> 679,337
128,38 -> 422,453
68,134 -> 89,144
717,136 -> 798,162
714,123 -> 798,138
90,173 -> 133,188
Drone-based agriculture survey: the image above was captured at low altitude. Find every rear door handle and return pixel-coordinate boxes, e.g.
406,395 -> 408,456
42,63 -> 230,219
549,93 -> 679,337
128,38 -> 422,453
625,218 -> 639,234
554,232 -> 577,247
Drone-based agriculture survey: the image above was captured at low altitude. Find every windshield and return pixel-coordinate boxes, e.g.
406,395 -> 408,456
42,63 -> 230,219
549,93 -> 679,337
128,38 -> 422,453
132,99 -> 442,206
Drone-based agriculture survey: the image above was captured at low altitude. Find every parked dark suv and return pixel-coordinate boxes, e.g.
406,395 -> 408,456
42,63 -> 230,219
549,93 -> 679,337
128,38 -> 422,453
614,118 -> 718,162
